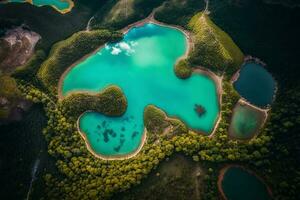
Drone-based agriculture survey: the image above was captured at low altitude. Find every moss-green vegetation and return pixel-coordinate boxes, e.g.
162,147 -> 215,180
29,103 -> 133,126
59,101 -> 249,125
12,50 -> 46,83
188,13 -> 244,76
174,59 -> 192,79
155,0 -> 205,27
37,30 -> 122,95
91,0 -> 165,30
144,105 -> 169,135
114,154 -> 205,200
59,86 -> 127,119
168,118 -> 188,135
0,75 -> 22,119
144,105 -> 188,140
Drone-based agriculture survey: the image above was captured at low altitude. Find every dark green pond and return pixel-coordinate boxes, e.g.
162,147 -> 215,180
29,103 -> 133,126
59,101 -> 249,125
221,166 -> 272,200
233,62 -> 276,108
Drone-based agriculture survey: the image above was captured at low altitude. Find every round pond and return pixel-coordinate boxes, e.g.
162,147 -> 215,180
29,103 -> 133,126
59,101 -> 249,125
233,62 -> 276,108
220,166 -> 272,200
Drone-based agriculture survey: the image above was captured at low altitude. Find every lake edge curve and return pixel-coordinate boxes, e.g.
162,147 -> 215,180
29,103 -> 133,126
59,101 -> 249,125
218,165 -> 273,200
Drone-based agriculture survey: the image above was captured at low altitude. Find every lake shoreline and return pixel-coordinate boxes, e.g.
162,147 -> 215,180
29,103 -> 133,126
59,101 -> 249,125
57,13 -> 222,160
77,111 -> 147,160
4,0 -> 74,14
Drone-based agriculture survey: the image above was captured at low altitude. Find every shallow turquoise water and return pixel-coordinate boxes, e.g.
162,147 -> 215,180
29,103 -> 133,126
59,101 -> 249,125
229,103 -> 264,140
222,166 -> 272,200
62,23 -> 220,157
233,62 -> 276,108
8,0 -> 71,11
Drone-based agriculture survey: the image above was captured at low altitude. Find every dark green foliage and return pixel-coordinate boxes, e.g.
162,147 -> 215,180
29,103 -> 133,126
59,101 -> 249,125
187,13 -> 244,76
168,118 -> 188,135
37,30 -> 122,95
91,0 -> 165,30
114,154 -> 205,200
12,50 -> 46,84
174,59 -> 192,79
143,105 -> 189,139
59,85 -> 127,119
155,0 -> 205,27
144,105 -> 169,135
0,75 -> 22,119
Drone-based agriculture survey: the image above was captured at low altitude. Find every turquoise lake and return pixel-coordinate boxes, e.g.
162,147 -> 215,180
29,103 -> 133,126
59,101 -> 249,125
233,62 -> 276,108
8,0 -> 71,11
62,23 -> 220,157
222,166 -> 272,200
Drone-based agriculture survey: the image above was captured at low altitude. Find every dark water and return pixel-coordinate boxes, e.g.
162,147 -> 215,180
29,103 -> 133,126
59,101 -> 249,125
233,62 -> 276,107
222,166 -> 272,200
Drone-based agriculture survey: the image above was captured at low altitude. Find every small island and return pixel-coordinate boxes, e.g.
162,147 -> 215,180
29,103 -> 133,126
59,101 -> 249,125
194,104 -> 206,117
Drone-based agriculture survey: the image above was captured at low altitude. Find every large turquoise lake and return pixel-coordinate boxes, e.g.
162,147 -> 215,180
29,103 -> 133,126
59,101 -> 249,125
7,0 -> 72,12
62,23 -> 220,157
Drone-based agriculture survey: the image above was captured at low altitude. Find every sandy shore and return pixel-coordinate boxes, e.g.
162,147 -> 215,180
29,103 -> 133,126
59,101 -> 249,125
218,165 -> 273,200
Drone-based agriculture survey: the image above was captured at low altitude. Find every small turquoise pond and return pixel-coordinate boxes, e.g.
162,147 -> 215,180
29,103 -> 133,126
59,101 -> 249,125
62,23 -> 220,157
221,166 -> 272,200
233,62 -> 276,108
7,0 -> 72,12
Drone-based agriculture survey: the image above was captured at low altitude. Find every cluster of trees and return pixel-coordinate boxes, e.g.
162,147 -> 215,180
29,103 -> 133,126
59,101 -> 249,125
59,85 -> 127,119
144,105 -> 188,142
37,29 -> 122,95
0,75 -> 22,119
155,0 -> 205,27
91,0 -> 165,30
12,50 -> 46,84
174,59 -> 192,79
255,86 -> 300,200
